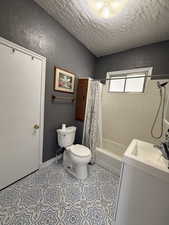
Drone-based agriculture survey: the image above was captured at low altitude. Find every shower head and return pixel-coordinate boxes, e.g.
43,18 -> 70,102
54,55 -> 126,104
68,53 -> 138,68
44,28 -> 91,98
157,81 -> 168,88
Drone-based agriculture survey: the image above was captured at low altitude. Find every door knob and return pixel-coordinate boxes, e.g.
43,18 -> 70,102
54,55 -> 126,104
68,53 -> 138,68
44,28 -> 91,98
34,124 -> 40,130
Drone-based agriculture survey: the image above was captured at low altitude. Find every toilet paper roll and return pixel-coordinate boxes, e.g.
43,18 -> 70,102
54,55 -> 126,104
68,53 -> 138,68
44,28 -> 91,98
62,124 -> 66,130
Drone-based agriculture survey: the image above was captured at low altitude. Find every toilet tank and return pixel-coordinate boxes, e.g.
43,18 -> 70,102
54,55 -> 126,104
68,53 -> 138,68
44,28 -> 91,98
57,126 -> 76,148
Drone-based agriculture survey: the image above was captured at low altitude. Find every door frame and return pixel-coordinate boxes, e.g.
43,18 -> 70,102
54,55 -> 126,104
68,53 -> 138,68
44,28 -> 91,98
0,36 -> 46,167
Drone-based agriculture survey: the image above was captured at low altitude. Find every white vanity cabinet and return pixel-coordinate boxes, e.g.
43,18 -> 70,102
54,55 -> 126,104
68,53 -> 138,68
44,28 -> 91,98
116,139 -> 169,225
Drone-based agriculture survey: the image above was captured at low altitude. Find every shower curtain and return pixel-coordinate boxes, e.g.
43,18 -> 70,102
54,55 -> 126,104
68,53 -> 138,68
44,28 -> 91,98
82,80 -> 103,164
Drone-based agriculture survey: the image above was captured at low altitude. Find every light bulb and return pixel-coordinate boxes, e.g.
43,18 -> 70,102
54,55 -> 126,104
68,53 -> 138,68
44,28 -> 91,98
87,0 -> 128,19
101,7 -> 110,18
111,1 -> 121,10
95,1 -> 104,10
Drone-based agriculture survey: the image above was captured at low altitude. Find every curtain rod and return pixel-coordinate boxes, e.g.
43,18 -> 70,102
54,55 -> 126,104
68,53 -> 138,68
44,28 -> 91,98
93,74 -> 169,81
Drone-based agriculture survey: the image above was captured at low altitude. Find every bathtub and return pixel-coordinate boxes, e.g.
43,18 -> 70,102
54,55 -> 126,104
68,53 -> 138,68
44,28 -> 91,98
96,139 -> 126,175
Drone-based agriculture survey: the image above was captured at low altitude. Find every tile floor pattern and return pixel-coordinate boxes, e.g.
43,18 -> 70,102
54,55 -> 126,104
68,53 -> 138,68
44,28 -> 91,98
0,163 -> 119,225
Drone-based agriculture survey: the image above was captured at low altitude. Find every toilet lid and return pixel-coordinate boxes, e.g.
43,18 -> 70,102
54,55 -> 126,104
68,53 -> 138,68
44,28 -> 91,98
69,145 -> 91,157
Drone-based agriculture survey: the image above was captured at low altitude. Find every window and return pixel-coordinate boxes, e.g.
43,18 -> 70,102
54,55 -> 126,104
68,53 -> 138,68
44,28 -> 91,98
109,76 -> 125,92
108,68 -> 152,93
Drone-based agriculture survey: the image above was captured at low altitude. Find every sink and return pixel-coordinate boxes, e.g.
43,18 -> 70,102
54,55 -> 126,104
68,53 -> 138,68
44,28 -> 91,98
116,139 -> 169,225
124,139 -> 169,179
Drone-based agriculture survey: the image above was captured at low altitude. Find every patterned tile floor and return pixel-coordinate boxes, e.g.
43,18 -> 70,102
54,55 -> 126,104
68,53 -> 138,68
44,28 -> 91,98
0,163 -> 119,225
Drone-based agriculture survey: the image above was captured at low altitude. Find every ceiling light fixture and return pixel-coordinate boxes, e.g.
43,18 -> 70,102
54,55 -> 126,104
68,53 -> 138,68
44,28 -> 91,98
87,0 -> 128,19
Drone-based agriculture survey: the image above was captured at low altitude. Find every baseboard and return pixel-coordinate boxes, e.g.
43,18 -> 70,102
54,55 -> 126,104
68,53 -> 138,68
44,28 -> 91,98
40,157 -> 57,168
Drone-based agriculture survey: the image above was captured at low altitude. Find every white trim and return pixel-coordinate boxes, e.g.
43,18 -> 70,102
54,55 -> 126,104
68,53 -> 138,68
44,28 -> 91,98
41,157 -> 57,168
107,67 -> 153,77
0,36 -> 46,167
0,36 -> 46,61
107,67 -> 153,93
39,58 -> 46,167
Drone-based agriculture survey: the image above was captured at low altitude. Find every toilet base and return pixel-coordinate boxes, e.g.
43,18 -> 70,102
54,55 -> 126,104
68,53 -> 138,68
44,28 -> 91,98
63,151 -> 89,180
74,164 -> 88,180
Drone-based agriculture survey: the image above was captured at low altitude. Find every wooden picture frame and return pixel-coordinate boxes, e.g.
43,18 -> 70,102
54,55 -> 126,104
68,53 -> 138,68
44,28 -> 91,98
54,67 -> 75,93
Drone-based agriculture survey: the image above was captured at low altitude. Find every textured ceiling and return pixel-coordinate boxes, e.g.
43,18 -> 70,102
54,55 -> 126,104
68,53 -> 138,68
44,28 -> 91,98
34,0 -> 169,57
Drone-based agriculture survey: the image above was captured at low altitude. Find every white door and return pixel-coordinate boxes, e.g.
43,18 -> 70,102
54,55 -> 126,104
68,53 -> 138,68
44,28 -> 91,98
0,43 -> 43,190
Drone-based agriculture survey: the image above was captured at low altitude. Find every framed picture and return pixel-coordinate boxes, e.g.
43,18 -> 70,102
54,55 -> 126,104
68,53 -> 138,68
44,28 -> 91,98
54,67 -> 75,93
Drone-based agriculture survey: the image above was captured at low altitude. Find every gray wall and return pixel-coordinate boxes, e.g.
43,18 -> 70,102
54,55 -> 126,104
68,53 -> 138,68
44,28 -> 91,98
95,41 -> 169,80
0,0 -> 95,162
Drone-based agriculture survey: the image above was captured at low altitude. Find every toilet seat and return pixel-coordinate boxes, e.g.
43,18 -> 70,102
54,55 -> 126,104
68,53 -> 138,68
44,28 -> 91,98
67,144 -> 91,158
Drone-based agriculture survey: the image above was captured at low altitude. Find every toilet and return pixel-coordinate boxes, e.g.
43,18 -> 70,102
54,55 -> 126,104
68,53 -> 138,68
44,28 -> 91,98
57,126 -> 91,180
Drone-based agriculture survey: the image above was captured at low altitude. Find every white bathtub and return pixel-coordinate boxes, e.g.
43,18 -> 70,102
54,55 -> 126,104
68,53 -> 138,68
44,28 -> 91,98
96,139 -> 126,175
